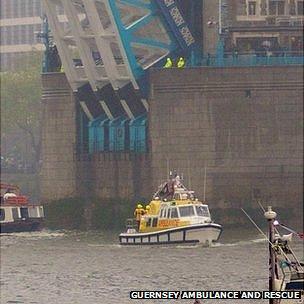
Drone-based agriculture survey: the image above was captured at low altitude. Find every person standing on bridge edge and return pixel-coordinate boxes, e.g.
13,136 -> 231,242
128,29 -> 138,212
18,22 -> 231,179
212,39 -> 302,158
177,57 -> 185,68
164,57 -> 173,68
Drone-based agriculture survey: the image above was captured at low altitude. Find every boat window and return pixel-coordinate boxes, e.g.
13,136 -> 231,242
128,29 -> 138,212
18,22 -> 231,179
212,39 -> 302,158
170,207 -> 178,218
167,208 -> 171,218
152,218 -> 158,227
39,207 -> 44,217
163,208 -> 168,218
179,206 -> 195,217
20,207 -> 29,219
195,205 -> 210,217
0,208 -> 5,221
147,218 -> 152,227
12,208 -> 19,219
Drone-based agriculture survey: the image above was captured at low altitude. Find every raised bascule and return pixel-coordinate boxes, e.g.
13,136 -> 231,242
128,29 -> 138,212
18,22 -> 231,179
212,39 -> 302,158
42,0 -> 198,153
43,0 -> 197,138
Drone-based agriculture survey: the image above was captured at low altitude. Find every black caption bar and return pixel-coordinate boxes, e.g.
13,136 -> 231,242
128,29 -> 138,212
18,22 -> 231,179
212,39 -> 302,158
130,290 -> 302,300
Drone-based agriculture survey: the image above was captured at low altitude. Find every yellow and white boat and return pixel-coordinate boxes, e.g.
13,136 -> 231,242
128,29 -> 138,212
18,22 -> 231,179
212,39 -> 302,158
119,174 -> 222,246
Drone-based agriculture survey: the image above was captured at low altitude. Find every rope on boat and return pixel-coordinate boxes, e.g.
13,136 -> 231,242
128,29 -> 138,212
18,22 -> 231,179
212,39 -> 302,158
244,208 -> 304,277
278,223 -> 304,240
256,200 -> 303,240
241,209 -> 293,265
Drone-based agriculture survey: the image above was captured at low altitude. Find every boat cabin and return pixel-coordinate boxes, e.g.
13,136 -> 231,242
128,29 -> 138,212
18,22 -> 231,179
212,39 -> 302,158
139,202 -> 212,232
0,205 -> 44,223
136,173 -> 214,232
0,183 -> 44,232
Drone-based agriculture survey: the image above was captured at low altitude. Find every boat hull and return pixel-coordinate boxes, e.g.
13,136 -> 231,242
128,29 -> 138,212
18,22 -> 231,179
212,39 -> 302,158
0,219 -> 44,233
119,223 -> 222,246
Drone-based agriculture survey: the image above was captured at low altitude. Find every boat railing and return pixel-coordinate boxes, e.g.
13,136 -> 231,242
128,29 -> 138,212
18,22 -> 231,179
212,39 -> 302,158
4,196 -> 28,205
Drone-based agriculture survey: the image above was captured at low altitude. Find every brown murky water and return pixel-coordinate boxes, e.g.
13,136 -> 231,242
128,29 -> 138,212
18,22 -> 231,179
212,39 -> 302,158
1,229 -> 303,304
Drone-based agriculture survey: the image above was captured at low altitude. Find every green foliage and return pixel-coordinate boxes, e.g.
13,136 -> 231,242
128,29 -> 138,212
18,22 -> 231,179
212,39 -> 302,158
91,198 -> 136,231
1,52 -> 43,170
44,198 -> 86,230
1,52 -> 42,135
44,197 -> 145,231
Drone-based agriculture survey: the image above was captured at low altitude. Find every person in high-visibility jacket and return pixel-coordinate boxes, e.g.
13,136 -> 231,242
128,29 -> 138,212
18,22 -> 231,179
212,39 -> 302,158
164,57 -> 173,68
177,57 -> 185,68
134,204 -> 145,229
144,205 -> 151,215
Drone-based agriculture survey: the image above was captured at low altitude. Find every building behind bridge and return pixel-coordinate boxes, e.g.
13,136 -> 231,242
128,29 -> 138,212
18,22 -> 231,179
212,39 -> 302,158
0,0 -> 43,70
203,0 -> 303,55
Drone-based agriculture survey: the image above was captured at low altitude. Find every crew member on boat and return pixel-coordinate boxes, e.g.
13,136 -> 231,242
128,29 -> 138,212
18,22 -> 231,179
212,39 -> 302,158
144,205 -> 150,215
134,204 -> 145,229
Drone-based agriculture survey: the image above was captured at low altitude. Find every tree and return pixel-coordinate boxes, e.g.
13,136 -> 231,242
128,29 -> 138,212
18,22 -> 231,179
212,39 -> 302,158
1,52 -> 43,172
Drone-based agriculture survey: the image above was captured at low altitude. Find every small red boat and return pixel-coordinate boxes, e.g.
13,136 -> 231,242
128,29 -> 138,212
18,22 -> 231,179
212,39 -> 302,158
0,183 -> 44,233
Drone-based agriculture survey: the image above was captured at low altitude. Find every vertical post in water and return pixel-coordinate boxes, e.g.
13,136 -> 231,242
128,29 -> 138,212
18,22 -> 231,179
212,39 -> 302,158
264,206 -> 277,304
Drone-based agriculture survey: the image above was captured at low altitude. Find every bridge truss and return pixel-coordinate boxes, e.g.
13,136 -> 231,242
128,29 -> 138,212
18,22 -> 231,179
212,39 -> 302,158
43,0 -> 197,119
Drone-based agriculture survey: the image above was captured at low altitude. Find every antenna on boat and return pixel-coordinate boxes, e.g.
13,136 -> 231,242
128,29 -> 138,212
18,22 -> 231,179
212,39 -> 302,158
187,159 -> 191,190
257,200 -> 266,212
203,166 -> 207,202
242,208 -> 297,263
241,208 -> 271,243
166,158 -> 170,179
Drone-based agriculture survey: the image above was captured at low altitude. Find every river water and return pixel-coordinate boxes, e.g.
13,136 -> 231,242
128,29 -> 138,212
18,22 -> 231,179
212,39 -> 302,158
0,228 -> 303,304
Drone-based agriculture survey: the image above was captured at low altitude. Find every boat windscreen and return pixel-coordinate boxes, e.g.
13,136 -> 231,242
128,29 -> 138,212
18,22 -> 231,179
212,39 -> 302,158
179,206 -> 195,217
0,208 -> 5,221
170,207 -> 178,218
195,205 -> 210,217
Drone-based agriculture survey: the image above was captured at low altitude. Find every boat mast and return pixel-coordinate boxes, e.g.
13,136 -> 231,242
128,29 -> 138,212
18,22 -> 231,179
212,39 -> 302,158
203,166 -> 207,202
264,206 -> 277,304
167,158 -> 170,179
187,159 -> 191,190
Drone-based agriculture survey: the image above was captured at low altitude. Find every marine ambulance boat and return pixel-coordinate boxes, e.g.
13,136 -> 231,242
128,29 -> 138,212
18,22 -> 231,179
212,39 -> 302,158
119,174 -> 222,246
0,183 -> 44,233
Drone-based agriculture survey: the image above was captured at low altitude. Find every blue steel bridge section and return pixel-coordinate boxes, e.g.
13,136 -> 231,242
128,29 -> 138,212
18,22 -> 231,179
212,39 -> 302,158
43,0 -> 197,102
107,0 -> 196,82
88,114 -> 147,153
43,0 -> 197,153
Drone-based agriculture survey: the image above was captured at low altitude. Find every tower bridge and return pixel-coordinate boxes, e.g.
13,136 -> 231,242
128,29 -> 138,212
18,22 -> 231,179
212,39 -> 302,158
43,0 -> 198,153
43,0 -> 197,118
40,1 -> 303,217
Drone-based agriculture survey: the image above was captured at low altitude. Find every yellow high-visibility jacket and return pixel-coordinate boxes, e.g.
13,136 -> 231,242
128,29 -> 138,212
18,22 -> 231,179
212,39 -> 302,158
164,58 -> 173,68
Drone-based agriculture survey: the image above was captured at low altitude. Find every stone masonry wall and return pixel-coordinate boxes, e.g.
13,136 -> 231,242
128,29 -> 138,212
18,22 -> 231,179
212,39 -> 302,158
149,66 -> 303,217
40,73 -> 152,202
40,73 -> 77,200
76,152 -> 151,201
